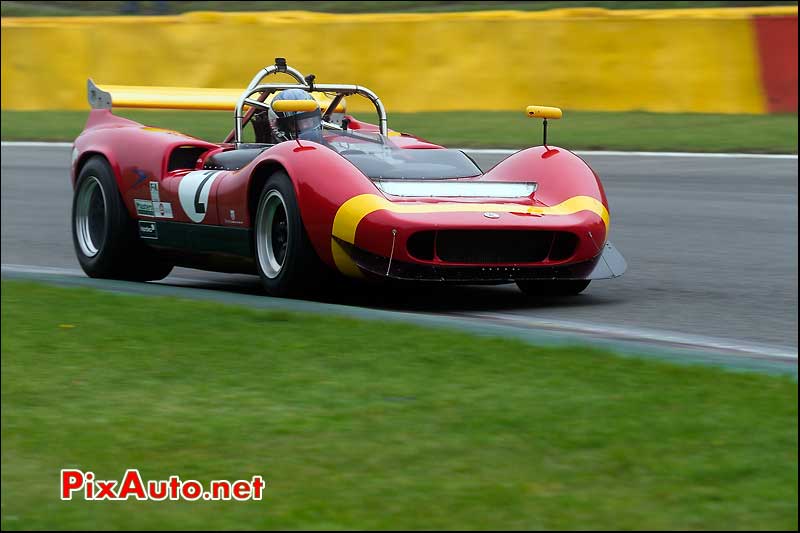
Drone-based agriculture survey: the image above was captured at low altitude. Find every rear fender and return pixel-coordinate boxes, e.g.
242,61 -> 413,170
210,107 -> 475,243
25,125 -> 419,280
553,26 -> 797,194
73,110 -> 146,187
73,110 -> 217,218
72,148 -> 121,190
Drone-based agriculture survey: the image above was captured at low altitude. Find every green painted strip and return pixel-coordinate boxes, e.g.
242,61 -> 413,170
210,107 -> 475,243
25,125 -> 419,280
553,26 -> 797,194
153,221 -> 252,257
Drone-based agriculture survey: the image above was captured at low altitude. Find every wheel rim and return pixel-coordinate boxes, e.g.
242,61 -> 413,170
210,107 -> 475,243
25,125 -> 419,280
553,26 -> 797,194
256,190 -> 290,279
75,176 -> 107,258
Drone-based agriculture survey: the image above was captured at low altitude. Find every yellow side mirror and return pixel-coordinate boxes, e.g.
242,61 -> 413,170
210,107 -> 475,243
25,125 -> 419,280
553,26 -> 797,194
526,106 -> 563,120
271,99 -> 319,113
525,106 -> 562,146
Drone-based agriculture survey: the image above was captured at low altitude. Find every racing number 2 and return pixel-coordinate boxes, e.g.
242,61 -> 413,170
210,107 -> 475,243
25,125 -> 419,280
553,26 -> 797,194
178,170 -> 222,223
193,171 -> 217,214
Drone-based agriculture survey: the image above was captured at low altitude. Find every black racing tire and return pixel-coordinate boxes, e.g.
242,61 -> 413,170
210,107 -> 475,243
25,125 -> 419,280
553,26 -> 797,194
253,170 -> 330,297
516,279 -> 591,298
71,155 -> 173,281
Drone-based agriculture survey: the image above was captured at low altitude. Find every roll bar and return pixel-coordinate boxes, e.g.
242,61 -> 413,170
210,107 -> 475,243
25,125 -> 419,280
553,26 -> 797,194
228,58 -> 388,146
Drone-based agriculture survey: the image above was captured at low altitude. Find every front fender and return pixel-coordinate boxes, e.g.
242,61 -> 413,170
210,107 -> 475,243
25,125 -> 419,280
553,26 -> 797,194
216,141 -> 381,267
482,146 -> 609,211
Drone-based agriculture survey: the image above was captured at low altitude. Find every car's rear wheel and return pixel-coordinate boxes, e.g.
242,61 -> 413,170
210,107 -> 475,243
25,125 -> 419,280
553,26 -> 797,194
516,279 -> 591,297
74,175 -> 108,259
254,170 -> 329,297
72,155 -> 173,281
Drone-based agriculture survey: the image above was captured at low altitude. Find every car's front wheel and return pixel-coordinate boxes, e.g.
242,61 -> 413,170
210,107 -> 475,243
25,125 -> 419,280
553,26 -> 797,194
516,279 -> 591,298
254,170 -> 329,297
72,155 -> 173,281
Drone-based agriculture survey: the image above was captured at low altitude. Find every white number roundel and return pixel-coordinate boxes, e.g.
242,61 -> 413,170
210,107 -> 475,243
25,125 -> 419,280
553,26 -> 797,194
178,170 -> 221,223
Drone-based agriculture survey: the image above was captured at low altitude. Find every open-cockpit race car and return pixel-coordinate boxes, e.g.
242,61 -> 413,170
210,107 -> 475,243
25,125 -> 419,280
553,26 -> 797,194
72,58 -> 626,297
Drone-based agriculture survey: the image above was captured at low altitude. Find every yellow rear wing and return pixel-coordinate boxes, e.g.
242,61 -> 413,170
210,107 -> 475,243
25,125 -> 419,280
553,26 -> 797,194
87,79 -> 345,113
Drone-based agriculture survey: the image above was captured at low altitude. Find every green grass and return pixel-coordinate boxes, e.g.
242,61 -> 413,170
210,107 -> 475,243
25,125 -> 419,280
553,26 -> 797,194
1,280 -> 797,530
2,109 -> 797,152
2,1 -> 795,17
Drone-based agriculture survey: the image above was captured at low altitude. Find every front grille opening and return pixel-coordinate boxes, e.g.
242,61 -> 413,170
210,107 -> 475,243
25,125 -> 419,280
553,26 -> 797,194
407,230 -> 580,264
407,231 -> 435,261
549,232 -> 579,261
437,230 -> 554,264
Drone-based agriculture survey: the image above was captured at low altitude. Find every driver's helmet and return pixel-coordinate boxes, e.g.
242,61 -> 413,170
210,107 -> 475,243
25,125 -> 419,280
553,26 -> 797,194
268,89 -> 323,143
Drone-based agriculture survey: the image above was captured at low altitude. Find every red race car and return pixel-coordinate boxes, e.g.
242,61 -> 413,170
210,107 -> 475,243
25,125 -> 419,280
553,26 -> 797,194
71,58 -> 626,297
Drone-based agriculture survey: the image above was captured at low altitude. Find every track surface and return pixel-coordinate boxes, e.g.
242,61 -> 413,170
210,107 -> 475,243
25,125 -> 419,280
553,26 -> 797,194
2,144 -> 797,356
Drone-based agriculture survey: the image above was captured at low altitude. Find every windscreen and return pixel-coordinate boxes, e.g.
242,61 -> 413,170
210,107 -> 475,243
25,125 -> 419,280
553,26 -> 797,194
322,131 -> 481,180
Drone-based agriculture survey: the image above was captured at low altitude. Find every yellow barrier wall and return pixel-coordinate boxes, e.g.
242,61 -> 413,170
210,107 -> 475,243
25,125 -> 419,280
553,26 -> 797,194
1,6 -> 796,113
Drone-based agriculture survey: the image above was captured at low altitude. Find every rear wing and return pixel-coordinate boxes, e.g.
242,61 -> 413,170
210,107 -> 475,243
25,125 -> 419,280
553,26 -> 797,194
87,79 -> 344,113
87,58 -> 387,146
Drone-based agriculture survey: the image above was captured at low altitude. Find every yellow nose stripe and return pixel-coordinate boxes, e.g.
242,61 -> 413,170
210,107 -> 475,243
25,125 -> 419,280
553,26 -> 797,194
330,194 -> 610,276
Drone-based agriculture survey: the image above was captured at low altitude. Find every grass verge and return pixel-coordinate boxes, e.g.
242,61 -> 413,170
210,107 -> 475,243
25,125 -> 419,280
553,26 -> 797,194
1,109 -> 797,153
1,280 -> 797,530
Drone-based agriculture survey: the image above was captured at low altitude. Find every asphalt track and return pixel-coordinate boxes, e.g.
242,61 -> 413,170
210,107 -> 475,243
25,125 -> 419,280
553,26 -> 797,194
2,144 -> 797,371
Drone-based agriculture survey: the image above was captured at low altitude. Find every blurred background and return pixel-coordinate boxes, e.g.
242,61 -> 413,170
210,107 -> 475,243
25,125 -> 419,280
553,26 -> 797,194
1,0 -> 797,151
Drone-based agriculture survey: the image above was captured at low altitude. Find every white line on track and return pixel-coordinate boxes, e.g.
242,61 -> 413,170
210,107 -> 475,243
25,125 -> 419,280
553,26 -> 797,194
1,141 -> 73,148
3,263 -> 796,363
0,263 -> 203,286
2,141 -> 797,159
454,311 -> 797,361
460,148 -> 799,159
2,264 -> 81,275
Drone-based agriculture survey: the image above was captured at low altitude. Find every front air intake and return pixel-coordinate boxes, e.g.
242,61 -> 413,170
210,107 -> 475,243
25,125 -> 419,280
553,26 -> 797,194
407,230 -> 578,264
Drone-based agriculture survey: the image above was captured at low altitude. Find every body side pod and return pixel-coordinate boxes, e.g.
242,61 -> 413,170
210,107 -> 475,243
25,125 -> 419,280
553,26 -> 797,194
73,110 -> 218,220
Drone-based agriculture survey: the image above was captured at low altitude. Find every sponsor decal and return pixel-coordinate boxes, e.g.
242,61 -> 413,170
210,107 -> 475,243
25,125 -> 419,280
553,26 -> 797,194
178,170 -> 222,223
149,182 -> 160,202
225,208 -> 244,225
132,169 -> 150,189
135,199 -> 155,217
138,221 -> 158,239
153,202 -> 173,219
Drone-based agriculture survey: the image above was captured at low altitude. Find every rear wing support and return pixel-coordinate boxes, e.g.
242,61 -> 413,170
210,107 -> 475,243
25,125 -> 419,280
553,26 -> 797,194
88,79 -> 112,109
